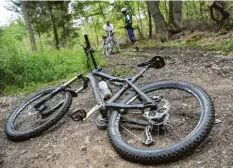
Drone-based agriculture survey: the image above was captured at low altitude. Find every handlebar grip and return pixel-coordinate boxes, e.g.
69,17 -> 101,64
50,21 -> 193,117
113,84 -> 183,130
84,34 -> 90,48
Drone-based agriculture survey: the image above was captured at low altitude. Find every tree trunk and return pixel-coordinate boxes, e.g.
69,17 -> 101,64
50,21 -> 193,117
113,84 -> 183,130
199,1 -> 205,23
48,3 -> 60,50
21,1 -> 37,51
192,0 -> 198,20
164,1 -> 169,22
148,8 -> 152,38
144,4 -> 149,26
137,1 -> 144,38
146,1 -> 168,42
137,2 -> 143,36
61,1 -> 69,47
185,1 -> 189,21
168,1 -> 182,34
136,25 -> 144,40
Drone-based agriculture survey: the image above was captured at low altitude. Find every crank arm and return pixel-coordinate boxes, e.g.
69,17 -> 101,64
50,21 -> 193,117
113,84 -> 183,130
82,103 -> 103,122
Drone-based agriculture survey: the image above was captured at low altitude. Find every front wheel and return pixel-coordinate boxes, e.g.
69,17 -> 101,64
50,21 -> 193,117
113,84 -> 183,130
5,87 -> 72,141
104,39 -> 114,56
108,81 -> 214,163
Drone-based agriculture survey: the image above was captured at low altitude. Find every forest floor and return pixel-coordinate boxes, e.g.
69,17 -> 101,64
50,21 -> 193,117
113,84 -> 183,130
1,44 -> 233,168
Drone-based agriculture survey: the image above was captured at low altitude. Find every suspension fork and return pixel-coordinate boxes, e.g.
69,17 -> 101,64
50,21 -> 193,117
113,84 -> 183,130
34,74 -> 88,110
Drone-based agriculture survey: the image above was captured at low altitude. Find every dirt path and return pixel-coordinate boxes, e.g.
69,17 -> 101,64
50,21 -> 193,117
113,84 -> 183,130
1,46 -> 233,168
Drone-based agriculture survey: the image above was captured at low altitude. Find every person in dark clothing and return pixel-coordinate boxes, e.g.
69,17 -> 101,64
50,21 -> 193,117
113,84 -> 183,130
121,7 -> 139,52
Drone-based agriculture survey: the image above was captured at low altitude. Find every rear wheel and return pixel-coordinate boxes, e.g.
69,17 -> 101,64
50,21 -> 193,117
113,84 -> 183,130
108,81 -> 214,163
5,87 -> 72,141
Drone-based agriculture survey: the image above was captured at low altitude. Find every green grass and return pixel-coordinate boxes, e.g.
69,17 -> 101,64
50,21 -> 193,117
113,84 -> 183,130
0,48 -> 103,95
203,39 -> 233,52
140,37 -> 233,54
4,72 -> 77,95
2,30 -> 233,96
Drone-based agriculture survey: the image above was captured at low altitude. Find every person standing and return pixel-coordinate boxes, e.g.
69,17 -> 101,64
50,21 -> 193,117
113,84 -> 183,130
103,19 -> 120,52
121,7 -> 139,52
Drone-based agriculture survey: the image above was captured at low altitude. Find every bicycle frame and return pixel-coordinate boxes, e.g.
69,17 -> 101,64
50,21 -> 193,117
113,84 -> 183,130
61,65 -> 155,121
34,64 -> 155,121
34,34 -> 156,121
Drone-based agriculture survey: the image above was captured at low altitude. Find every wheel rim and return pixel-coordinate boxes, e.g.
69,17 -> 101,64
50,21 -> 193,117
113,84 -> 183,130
117,87 -> 204,150
11,90 -> 66,133
106,40 -> 113,55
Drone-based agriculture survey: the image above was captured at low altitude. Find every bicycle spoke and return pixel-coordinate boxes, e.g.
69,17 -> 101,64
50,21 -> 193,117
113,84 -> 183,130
164,124 -> 181,141
118,87 -> 202,149
121,124 -> 145,144
13,91 -> 65,132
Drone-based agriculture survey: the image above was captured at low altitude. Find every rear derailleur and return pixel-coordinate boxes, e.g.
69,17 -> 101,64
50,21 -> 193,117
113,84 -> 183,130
143,95 -> 170,145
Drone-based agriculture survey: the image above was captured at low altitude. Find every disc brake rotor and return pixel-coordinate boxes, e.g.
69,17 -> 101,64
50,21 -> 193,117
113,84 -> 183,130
143,97 -> 170,126
121,96 -> 171,146
141,96 -> 170,145
27,106 -> 40,116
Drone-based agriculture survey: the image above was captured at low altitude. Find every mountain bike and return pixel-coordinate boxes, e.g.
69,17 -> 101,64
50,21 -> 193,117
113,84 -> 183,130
103,32 -> 119,56
5,34 -> 215,163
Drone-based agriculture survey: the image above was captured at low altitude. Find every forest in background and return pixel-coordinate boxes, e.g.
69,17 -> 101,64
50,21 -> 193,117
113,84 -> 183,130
0,0 -> 233,95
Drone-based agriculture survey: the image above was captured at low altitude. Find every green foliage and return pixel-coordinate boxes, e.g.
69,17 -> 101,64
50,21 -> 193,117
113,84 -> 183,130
0,48 -> 103,94
0,21 -> 103,95
204,39 -> 233,52
3,0 -> 233,95
0,21 -> 26,48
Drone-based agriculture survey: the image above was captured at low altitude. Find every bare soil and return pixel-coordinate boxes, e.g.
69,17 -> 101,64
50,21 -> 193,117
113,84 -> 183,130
1,46 -> 233,168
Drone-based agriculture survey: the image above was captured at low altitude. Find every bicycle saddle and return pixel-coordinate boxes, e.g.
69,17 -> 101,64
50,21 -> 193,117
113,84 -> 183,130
137,56 -> 165,69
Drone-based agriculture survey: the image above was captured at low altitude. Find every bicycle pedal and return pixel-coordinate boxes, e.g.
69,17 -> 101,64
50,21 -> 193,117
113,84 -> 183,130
70,109 -> 87,122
